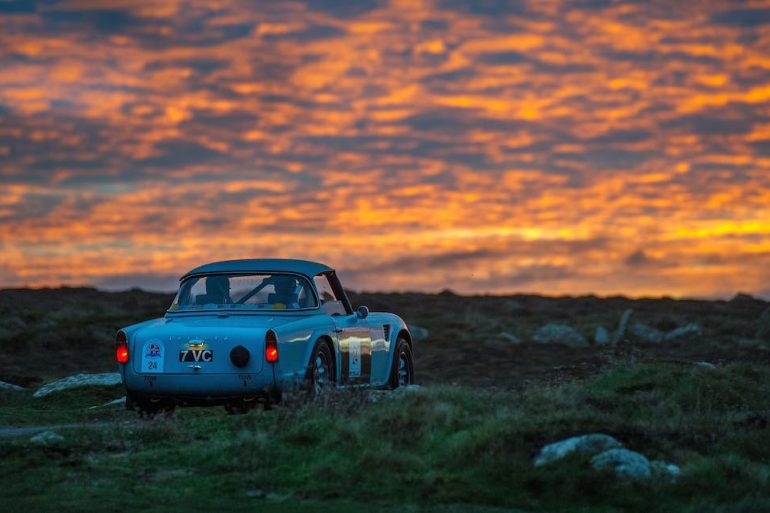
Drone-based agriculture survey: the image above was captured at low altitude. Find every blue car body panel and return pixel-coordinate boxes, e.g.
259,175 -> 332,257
118,259 -> 412,402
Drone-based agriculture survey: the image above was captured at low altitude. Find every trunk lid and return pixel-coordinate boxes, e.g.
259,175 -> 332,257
131,314 -> 282,375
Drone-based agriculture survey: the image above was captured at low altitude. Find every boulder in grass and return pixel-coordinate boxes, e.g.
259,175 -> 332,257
650,460 -> 681,482
611,309 -> 634,344
33,373 -> 122,398
0,380 -> 26,392
533,324 -> 589,348
591,448 -> 651,479
629,322 -> 664,343
30,431 -> 65,445
89,396 -> 127,409
534,434 -> 622,466
594,326 -> 610,345
664,323 -> 702,342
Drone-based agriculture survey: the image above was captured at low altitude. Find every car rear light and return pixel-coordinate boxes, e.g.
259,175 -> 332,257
265,330 -> 279,363
116,331 -> 129,364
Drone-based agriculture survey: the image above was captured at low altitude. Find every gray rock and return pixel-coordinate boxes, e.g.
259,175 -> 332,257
369,384 -> 422,402
611,309 -> 634,344
650,460 -> 681,481
499,332 -> 521,344
594,326 -> 610,345
534,433 -> 622,466
695,361 -> 716,370
630,322 -> 702,344
29,430 -> 65,445
533,324 -> 589,348
33,373 -> 122,398
757,307 -> 770,342
408,324 -> 429,342
0,380 -> 26,392
88,396 -> 127,409
629,322 -> 664,343
664,323 -> 702,342
591,448 -> 651,479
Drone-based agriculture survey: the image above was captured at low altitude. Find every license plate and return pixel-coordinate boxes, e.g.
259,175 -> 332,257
179,349 -> 213,362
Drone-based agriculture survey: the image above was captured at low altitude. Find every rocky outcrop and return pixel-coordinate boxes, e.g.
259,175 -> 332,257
664,323 -> 702,342
650,460 -> 681,481
534,433 -> 680,481
629,322 -> 702,344
611,309 -> 634,344
533,324 -> 589,348
88,396 -> 127,409
629,322 -> 664,343
534,434 -> 622,466
33,373 -> 122,398
0,380 -> 26,392
594,326 -> 610,345
591,448 -> 651,479
29,431 -> 64,445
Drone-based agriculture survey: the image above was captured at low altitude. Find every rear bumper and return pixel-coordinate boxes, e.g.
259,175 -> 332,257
122,367 -> 277,398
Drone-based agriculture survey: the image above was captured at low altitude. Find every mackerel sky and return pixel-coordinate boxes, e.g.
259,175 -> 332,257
1,0 -> 770,297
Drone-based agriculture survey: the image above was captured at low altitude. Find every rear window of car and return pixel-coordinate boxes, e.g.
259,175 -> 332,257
169,273 -> 317,311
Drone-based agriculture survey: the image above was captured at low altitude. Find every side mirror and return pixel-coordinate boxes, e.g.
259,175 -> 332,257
356,305 -> 369,319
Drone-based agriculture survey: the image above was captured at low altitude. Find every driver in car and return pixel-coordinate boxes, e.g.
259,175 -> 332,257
269,275 -> 301,309
204,275 -> 232,304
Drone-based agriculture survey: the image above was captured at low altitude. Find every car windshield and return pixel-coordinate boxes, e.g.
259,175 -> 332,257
169,273 -> 317,311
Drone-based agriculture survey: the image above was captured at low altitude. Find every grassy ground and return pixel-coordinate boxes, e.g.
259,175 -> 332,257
2,362 -> 769,513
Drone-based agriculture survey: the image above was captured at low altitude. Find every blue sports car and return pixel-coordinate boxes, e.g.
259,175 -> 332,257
116,259 -> 414,415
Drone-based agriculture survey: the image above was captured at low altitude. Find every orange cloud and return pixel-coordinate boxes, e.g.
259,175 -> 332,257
0,0 -> 769,298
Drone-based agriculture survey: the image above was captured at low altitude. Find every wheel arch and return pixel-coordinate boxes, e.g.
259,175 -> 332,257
397,328 -> 412,350
313,334 -> 337,380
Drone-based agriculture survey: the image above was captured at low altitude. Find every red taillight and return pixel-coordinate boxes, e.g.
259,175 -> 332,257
265,330 -> 279,363
116,331 -> 129,364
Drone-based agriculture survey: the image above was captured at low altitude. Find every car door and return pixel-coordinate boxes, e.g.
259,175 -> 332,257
314,273 -> 373,385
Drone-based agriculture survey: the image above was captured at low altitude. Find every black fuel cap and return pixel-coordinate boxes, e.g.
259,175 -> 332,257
230,345 -> 250,368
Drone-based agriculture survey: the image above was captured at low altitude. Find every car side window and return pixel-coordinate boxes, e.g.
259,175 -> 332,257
314,274 -> 346,315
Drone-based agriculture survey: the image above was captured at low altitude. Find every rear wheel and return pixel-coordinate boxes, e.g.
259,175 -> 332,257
388,338 -> 414,389
305,341 -> 334,396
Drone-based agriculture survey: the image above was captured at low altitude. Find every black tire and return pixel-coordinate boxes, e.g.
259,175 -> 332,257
305,341 -> 335,396
388,338 -> 414,389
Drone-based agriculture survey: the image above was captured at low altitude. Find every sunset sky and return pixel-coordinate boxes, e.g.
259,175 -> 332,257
1,0 -> 770,298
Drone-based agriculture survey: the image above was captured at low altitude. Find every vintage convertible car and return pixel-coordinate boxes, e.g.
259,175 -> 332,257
116,259 -> 414,415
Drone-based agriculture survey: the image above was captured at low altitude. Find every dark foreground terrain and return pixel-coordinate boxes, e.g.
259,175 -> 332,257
1,288 -> 769,512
